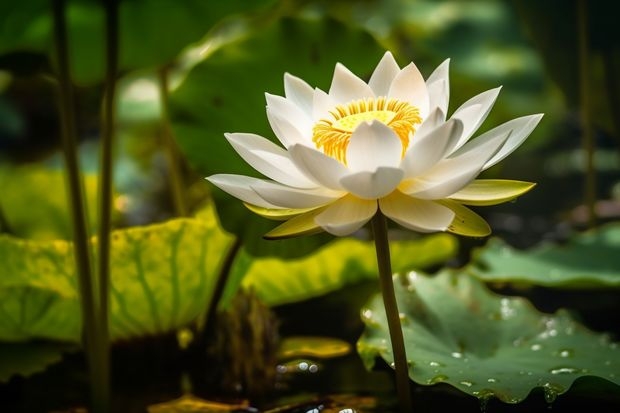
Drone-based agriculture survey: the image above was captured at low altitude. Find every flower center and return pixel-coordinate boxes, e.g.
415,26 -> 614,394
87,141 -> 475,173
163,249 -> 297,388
312,97 -> 422,164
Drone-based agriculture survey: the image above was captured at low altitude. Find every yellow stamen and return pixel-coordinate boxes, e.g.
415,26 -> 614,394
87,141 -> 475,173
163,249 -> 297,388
312,97 -> 422,164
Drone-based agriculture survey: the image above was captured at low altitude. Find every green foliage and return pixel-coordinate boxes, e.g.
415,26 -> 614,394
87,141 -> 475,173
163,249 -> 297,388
469,223 -> 620,288
0,206 -> 232,343
242,233 -> 457,306
358,270 -> 620,403
169,17 -> 386,257
0,0 -> 275,83
0,165 -> 100,240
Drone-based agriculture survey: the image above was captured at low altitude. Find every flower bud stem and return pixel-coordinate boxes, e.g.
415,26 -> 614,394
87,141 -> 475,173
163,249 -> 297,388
371,210 -> 413,413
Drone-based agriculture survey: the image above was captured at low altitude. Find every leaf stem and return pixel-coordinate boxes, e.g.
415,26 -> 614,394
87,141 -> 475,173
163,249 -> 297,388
51,0 -> 101,411
159,67 -> 188,217
370,211 -> 412,413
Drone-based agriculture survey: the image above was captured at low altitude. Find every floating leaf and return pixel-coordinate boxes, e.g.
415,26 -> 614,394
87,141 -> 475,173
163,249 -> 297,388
0,205 -> 233,342
0,165 -> 100,240
242,234 -> 457,306
469,223 -> 620,288
147,394 -> 251,413
358,270 -> 620,404
169,17 -> 385,257
277,336 -> 351,360
0,341 -> 77,382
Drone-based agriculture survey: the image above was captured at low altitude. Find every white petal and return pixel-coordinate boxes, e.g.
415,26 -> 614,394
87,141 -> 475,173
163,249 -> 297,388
414,107 -> 445,137
346,121 -> 402,172
225,133 -> 316,188
482,114 -> 543,170
314,195 -> 377,236
402,131 -> 508,199
312,87 -> 338,121
265,93 -> 312,133
425,59 -> 450,121
340,167 -> 404,199
289,144 -> 348,190
379,191 -> 455,232
450,87 -> 502,151
388,62 -> 430,119
368,51 -> 401,96
251,180 -> 342,209
266,108 -> 309,148
402,118 -> 463,178
284,73 -> 314,117
328,63 -> 375,104
206,174 -> 280,208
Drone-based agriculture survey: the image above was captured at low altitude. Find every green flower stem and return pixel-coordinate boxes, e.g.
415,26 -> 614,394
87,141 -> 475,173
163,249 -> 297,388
94,0 -> 119,411
51,0 -> 102,411
577,0 -> 596,228
159,67 -> 188,217
370,211 -> 413,413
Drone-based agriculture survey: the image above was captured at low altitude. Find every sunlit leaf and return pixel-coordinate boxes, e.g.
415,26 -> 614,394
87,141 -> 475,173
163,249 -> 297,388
469,223 -> 620,288
169,17 -> 385,257
147,394 -> 251,413
358,270 -> 620,404
242,234 -> 457,306
0,165 -> 100,240
0,341 -> 77,383
0,205 -> 233,342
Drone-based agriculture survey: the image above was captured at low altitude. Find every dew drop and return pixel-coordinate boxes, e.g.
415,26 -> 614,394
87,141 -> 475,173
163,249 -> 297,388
460,380 -> 474,387
451,351 -> 464,359
429,361 -> 444,367
487,378 -> 498,383
543,382 -> 565,404
549,367 -> 578,375
558,349 -> 573,358
361,309 -> 373,320
531,344 -> 542,351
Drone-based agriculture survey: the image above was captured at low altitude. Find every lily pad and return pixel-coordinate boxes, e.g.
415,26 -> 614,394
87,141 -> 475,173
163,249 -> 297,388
242,234 -> 457,306
0,165 -> 100,240
468,223 -> 620,288
0,205 -> 232,342
357,270 -> 620,404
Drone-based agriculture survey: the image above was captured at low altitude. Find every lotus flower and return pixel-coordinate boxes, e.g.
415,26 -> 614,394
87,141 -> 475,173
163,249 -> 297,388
207,52 -> 541,238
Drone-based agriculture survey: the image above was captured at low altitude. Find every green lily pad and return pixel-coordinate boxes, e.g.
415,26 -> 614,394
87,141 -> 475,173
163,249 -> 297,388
169,17 -> 385,258
242,234 -> 457,306
468,223 -> 620,288
0,165 -> 100,240
0,341 -> 77,382
0,205 -> 233,342
357,270 -> 620,404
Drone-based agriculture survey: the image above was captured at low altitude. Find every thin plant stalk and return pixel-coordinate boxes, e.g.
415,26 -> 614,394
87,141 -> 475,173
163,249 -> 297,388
159,67 -> 188,217
94,0 -> 119,411
51,0 -> 103,411
370,211 -> 413,413
577,0 -> 596,228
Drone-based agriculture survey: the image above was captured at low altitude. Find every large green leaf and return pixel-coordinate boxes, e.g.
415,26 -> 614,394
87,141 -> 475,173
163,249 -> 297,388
169,17 -> 385,257
242,234 -> 457,306
0,165 -> 100,240
0,0 -> 274,83
358,270 -> 620,404
468,223 -> 620,288
0,205 -> 233,342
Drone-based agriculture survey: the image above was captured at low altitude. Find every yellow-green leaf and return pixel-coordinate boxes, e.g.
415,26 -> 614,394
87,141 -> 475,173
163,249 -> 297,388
263,207 -> 327,240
